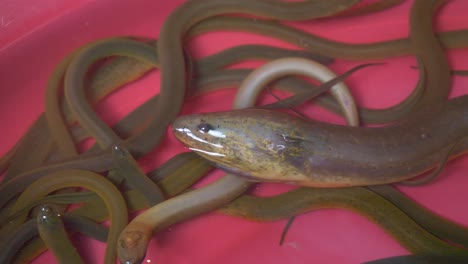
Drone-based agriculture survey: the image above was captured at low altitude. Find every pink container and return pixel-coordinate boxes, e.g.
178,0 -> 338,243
1,0 -> 468,263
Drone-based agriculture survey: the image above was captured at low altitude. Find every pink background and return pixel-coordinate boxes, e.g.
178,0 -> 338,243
1,0 -> 468,263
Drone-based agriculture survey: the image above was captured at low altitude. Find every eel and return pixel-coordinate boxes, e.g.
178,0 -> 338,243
172,95 -> 468,187
36,205 -> 84,264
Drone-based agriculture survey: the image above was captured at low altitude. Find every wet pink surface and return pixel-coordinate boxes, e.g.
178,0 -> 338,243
1,0 -> 468,263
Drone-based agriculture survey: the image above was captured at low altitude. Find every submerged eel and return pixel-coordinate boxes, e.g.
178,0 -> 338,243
36,205 -> 84,264
172,95 -> 468,187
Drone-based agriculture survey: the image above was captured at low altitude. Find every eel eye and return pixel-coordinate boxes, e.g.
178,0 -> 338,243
197,123 -> 213,133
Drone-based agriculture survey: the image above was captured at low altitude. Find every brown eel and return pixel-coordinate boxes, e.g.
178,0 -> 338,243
172,95 -> 468,187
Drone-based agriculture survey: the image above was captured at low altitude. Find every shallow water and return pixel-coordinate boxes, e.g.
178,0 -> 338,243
1,0 -> 468,263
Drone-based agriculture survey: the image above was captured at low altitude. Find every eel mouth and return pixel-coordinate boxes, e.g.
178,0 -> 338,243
171,115 -> 194,145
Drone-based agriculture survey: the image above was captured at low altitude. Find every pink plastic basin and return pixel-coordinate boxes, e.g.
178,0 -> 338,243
1,0 -> 468,263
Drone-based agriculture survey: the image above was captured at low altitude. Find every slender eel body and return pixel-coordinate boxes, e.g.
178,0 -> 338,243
173,95 -> 468,187
36,205 -> 84,264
